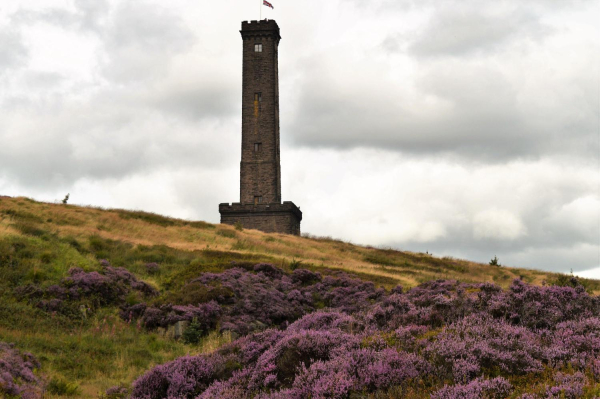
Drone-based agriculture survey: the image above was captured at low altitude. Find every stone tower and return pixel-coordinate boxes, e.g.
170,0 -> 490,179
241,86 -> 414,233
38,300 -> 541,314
219,20 -> 302,235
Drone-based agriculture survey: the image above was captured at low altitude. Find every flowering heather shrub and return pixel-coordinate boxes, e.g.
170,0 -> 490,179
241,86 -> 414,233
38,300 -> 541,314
431,377 -> 513,399
192,268 -> 303,330
19,264 -> 157,315
253,263 -> 284,279
0,342 -> 44,399
131,354 -> 238,399
479,279 -> 599,329
124,267 -> 387,335
544,372 -> 587,399
248,330 -> 360,388
144,262 -> 160,275
290,269 -> 322,285
545,317 -> 600,368
294,348 -> 430,395
134,301 -> 221,330
130,271 -> 600,398
425,314 -> 544,381
287,310 -> 362,333
318,274 -> 386,313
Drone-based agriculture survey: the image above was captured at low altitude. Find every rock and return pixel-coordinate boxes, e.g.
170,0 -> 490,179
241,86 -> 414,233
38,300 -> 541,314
165,321 -> 190,340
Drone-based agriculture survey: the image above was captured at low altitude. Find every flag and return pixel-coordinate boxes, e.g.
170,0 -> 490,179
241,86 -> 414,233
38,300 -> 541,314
263,0 -> 274,9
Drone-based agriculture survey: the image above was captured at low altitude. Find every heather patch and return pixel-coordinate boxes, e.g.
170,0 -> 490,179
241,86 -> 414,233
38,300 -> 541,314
431,376 -> 513,399
15,262 -> 158,318
0,342 -> 44,399
122,267 -> 384,335
130,273 -> 600,398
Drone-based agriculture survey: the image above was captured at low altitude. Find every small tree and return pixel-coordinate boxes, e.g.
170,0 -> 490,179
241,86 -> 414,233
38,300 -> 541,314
489,256 -> 500,266
182,318 -> 204,345
289,258 -> 302,271
62,193 -> 70,204
234,221 -> 244,231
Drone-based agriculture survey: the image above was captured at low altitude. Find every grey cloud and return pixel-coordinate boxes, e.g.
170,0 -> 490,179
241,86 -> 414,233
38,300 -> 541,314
349,0 -> 594,13
73,0 -> 110,32
101,1 -> 195,83
0,1 -> 234,190
147,82 -> 238,121
11,0 -> 108,32
0,90 -> 238,189
407,7 -> 551,58
287,62 -> 526,160
286,48 -> 596,163
0,28 -> 28,72
388,186 -> 598,273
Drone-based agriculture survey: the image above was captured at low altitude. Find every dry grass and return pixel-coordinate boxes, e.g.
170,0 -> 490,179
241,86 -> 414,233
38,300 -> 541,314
1,196 -> 596,292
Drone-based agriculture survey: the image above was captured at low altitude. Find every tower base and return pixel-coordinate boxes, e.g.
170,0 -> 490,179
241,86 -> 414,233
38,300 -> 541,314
219,201 -> 302,235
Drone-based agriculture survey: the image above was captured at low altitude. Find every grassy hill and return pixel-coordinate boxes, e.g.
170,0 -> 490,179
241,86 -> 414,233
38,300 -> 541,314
0,196 -> 598,397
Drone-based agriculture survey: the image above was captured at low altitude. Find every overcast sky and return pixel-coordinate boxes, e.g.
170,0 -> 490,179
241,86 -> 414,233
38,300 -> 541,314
1,0 -> 598,278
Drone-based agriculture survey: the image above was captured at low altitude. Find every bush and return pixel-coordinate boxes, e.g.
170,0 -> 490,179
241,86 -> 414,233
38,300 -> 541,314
47,378 -> 80,396
431,377 -> 513,399
0,342 -> 44,398
182,318 -> 204,345
127,273 -> 600,398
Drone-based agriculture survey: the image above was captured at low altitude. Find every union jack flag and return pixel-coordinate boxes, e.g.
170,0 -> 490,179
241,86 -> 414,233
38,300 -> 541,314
263,0 -> 274,9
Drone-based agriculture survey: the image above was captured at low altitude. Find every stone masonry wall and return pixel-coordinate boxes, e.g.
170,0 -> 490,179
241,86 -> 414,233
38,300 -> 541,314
219,20 -> 301,236
240,20 -> 281,205
219,202 -> 301,235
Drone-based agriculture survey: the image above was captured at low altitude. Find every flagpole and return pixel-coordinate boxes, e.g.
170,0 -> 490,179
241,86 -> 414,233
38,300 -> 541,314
260,0 -> 262,20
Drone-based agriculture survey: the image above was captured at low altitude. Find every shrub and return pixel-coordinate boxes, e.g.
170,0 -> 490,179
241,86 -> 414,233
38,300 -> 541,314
47,378 -> 80,396
145,262 -> 160,275
129,272 -> 600,398
424,314 -> 544,381
289,258 -> 302,271
0,342 -> 44,398
431,377 -> 513,399
182,318 -> 204,345
545,372 -> 587,399
131,355 -> 236,399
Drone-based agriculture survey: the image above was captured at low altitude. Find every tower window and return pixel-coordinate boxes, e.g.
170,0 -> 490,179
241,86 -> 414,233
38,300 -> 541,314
254,92 -> 262,101
254,196 -> 263,205
254,143 -> 262,152
254,44 -> 262,52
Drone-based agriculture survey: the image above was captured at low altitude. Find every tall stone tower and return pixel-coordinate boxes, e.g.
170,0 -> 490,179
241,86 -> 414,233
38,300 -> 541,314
219,20 -> 302,235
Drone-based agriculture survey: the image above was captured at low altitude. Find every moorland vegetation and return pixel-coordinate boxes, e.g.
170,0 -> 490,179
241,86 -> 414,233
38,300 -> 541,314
0,196 -> 598,398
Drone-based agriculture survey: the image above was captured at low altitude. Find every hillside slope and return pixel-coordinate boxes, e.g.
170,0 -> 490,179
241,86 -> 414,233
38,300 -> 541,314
0,196 -> 598,397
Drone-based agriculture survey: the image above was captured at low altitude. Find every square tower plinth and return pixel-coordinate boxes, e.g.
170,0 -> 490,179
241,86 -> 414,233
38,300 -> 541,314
219,202 -> 301,235
219,20 -> 302,235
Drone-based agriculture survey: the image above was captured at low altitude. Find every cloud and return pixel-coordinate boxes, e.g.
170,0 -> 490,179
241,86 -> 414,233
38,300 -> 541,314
0,27 -> 28,72
0,0 -> 238,189
406,5 -> 551,58
283,148 -> 598,272
285,16 -> 597,162
10,0 -> 109,32
473,209 -> 527,240
101,1 -> 196,83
